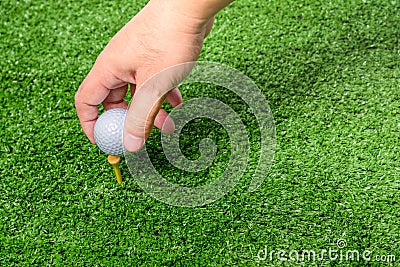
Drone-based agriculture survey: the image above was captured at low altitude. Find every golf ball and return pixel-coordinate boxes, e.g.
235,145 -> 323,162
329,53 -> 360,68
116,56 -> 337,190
94,108 -> 127,155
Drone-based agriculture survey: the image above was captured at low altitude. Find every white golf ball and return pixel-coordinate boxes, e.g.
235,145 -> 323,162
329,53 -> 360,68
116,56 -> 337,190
94,108 -> 127,155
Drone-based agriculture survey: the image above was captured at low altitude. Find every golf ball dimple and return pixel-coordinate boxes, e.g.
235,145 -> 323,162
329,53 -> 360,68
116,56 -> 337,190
94,108 -> 127,155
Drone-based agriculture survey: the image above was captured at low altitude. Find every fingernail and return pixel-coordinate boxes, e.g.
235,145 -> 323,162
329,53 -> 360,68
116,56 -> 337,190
124,134 -> 144,152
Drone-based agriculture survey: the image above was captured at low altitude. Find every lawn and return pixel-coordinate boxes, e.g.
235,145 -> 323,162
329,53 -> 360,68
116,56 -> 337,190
1,0 -> 399,265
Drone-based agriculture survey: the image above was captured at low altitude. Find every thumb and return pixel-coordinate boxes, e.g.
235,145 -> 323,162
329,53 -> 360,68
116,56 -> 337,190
123,86 -> 167,152
123,63 -> 195,152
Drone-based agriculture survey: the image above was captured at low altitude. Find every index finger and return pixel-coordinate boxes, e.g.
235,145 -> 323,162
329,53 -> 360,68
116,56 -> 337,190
75,69 -> 111,143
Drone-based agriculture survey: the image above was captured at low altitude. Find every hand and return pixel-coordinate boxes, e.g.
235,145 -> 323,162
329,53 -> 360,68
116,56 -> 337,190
75,1 -> 214,152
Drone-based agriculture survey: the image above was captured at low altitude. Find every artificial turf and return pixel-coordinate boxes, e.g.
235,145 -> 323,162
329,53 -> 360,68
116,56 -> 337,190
1,0 -> 399,266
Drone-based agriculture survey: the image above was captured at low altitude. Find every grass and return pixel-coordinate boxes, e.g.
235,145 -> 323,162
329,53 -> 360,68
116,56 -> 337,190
1,0 -> 399,265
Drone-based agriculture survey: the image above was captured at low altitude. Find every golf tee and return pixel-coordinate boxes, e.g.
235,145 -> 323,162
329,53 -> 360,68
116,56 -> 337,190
107,155 -> 122,184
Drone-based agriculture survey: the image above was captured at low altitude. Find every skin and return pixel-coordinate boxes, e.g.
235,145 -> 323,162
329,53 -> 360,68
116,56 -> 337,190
75,0 -> 234,152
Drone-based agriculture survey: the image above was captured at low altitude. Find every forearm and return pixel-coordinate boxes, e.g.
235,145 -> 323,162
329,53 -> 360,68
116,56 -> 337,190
150,0 -> 234,23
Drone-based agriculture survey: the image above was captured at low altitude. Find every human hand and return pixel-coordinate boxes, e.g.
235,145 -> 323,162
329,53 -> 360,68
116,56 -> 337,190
75,0 -> 215,152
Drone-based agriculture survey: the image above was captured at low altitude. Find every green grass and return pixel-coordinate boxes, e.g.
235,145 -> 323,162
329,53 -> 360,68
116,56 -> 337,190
1,0 -> 399,266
